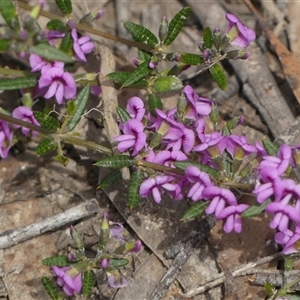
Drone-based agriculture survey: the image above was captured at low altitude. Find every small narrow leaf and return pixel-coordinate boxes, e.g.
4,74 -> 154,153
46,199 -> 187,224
203,27 -> 213,49
262,139 -> 279,156
46,19 -> 66,31
179,53 -> 204,65
122,61 -> 152,88
163,7 -> 191,46
148,94 -> 163,116
41,277 -> 59,300
0,0 -> 19,29
94,155 -> 136,168
109,258 -> 129,268
55,0 -> 72,15
116,106 -> 131,123
35,138 -> 57,155
59,32 -> 73,54
123,22 -> 158,48
82,271 -> 94,296
139,50 -> 151,61
209,63 -> 228,90
128,168 -> 144,208
0,39 -> 10,52
98,169 -> 122,189
33,111 -> 60,133
241,199 -> 271,218
182,201 -> 209,221
0,76 -> 37,90
42,255 -> 70,267
107,71 -> 148,89
31,44 -> 74,63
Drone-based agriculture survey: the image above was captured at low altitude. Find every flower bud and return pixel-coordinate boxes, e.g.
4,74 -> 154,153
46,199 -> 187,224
159,16 -> 169,44
213,27 -> 222,50
153,76 -> 183,93
99,213 -> 110,249
70,226 -> 85,252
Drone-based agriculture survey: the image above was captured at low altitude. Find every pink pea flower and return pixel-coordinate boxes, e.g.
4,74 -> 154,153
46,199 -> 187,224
0,120 -> 13,159
29,53 -> 64,73
12,106 -> 40,136
71,29 -> 95,62
46,30 -> 66,47
107,270 -> 128,288
275,226 -> 300,255
38,67 -> 77,104
126,96 -> 145,121
152,150 -> 187,167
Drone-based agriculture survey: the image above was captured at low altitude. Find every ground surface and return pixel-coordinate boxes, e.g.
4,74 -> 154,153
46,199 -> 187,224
1,0 -> 300,299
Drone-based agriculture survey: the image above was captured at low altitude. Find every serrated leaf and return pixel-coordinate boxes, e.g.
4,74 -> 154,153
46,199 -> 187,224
123,22 -> 158,48
35,138 -> 57,155
182,201 -> 209,221
148,94 -> 162,116
55,0 -> 72,15
0,39 -> 10,52
0,76 -> 37,90
98,169 -> 122,189
122,61 -> 152,88
41,277 -> 59,300
241,199 -> 271,218
82,271 -> 94,296
66,85 -> 90,132
94,155 -> 136,168
46,19 -> 66,31
262,139 -> 279,156
128,168 -> 144,208
42,255 -> 70,267
107,71 -> 148,89
33,111 -> 60,133
0,0 -> 19,29
203,27 -> 213,49
163,7 -> 191,46
109,258 -> 129,268
30,44 -> 74,63
209,63 -> 227,90
59,32 -> 73,54
179,53 -> 204,65
116,106 -> 131,123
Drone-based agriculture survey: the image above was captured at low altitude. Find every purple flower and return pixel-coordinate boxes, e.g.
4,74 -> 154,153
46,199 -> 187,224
275,226 -> 300,255
38,67 -> 77,104
226,134 -> 257,158
46,30 -> 66,46
109,221 -> 125,241
71,29 -> 95,62
107,270 -> 128,288
152,150 -> 188,167
124,240 -> 143,253
126,96 -> 145,121
115,119 -> 146,156
193,132 -> 224,154
101,258 -> 109,269
12,106 -> 40,136
29,54 -> 64,73
52,266 -> 82,296
0,120 -> 13,158
225,13 -> 256,48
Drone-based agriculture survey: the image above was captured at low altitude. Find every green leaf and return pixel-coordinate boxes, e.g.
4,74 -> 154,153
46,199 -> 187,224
163,7 -> 191,46
128,168 -> 144,208
0,39 -> 11,52
82,271 -> 94,297
35,138 -> 57,155
55,0 -> 72,15
54,154 -> 68,166
94,155 -> 136,168
179,53 -> 204,65
42,255 -> 70,267
59,32 -> 73,54
241,199 -> 271,218
41,276 -> 59,300
0,0 -> 19,29
123,22 -> 158,48
139,50 -> 151,61
107,71 -> 148,89
66,85 -> 90,132
0,76 -> 37,90
262,139 -> 279,156
203,27 -> 213,49
30,44 -> 74,63
97,169 -> 122,189
122,61 -> 152,88
153,76 -> 183,93
182,201 -> 209,221
148,94 -> 162,116
33,111 -> 60,133
46,19 -> 66,31
209,63 -> 227,90
116,106 -> 131,123
109,258 -> 129,268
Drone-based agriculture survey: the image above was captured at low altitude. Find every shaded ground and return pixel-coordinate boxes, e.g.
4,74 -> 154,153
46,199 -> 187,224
1,0 -> 300,299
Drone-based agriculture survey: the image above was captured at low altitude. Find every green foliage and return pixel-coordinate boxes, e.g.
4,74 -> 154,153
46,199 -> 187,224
107,71 -> 148,89
139,50 -> 152,61
0,0 -> 19,29
0,39 -> 11,52
123,22 -> 158,48
209,63 -> 228,90
262,139 -> 279,156
82,271 -> 94,296
33,111 -> 60,133
203,27 -> 213,49
152,76 -> 183,93
182,201 -> 209,221
148,94 -> 163,116
35,138 -> 58,155
97,169 -> 123,189
59,32 -> 73,54
42,255 -> 71,267
46,19 -> 66,31
241,199 -> 271,218
116,107 -> 131,123
128,168 -> 144,208
95,155 -> 136,168
54,154 -> 68,166
109,258 -> 130,268
42,276 -> 59,300
179,53 -> 204,65
163,7 -> 191,46
55,0 -> 72,15
0,76 -> 37,90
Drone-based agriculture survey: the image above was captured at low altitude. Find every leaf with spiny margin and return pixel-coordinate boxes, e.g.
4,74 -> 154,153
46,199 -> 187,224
94,155 -> 136,168
148,94 -> 162,116
209,63 -> 227,90
109,258 -> 129,268
55,0 -> 72,15
128,168 -> 144,208
59,32 -> 73,55
82,271 -> 94,297
41,277 -> 59,300
42,255 -> 70,267
163,7 -> 191,46
46,19 -> 66,31
107,71 -> 148,89
30,44 -> 74,63
0,0 -> 19,29
0,76 -> 37,90
179,53 -> 204,65
97,169 -> 122,189
123,22 -> 158,48
174,161 -> 220,180
66,85 -> 90,132
0,39 -> 10,52
262,139 -> 279,156
116,106 -> 131,123
203,27 -> 213,49
122,61 -> 152,88
241,199 -> 271,218
35,138 -> 57,155
33,111 -> 60,133
182,201 -> 209,221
